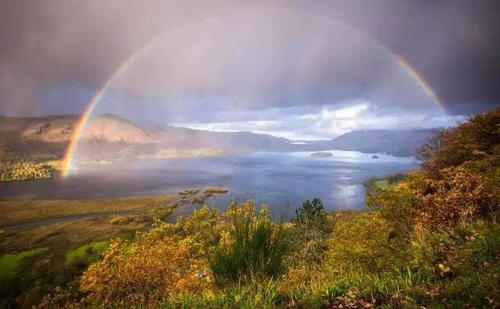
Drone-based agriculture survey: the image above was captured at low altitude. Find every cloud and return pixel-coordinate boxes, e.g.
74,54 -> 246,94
0,0 -> 497,127
172,100 -> 466,140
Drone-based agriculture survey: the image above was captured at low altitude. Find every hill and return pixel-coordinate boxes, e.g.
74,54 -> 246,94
0,114 -> 440,161
34,108 -> 499,308
0,114 -> 291,160
320,128 -> 439,156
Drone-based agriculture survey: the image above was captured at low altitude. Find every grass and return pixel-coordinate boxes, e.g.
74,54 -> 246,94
363,173 -> 405,193
0,217 -> 144,307
210,207 -> 289,284
204,186 -> 229,195
179,188 -> 200,195
0,195 -> 177,227
374,179 -> 390,189
192,196 -> 205,204
0,247 -> 48,283
65,241 -> 109,266
0,187 -> 231,307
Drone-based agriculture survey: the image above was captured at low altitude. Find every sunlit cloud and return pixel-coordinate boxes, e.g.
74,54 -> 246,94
171,100 -> 466,141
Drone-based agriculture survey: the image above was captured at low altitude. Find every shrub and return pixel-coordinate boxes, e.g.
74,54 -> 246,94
412,167 -> 493,230
80,237 -> 213,306
0,160 -> 54,181
408,228 -> 453,276
327,212 -> 404,273
210,201 -> 289,285
369,167 -> 494,232
418,108 -> 500,175
366,180 -> 416,239
290,199 -> 331,265
79,206 -> 225,306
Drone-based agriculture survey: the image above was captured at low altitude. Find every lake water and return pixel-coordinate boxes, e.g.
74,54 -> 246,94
0,150 -> 418,217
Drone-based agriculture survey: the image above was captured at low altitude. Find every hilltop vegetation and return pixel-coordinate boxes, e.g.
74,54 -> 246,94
0,154 -> 60,181
36,108 -> 499,308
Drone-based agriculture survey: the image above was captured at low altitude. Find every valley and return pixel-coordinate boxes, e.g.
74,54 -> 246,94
0,114 -> 435,182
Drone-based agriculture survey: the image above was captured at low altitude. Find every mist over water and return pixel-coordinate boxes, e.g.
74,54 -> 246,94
1,150 -> 417,218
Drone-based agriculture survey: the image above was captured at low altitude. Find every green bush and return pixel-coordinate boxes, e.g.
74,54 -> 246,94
290,199 -> 331,264
366,181 -> 416,239
210,201 -> 289,285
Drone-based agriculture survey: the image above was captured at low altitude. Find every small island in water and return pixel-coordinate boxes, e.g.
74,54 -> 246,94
310,152 -> 333,157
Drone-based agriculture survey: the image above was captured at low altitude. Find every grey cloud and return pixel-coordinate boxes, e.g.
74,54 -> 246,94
0,0 -> 498,122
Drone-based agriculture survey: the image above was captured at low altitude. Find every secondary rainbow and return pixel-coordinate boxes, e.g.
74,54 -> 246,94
61,25 -> 446,179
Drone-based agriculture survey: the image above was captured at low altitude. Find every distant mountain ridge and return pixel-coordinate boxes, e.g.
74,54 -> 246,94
0,114 -> 438,159
321,128 -> 439,157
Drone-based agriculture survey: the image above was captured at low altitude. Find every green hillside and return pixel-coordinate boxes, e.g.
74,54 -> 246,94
35,108 -> 499,308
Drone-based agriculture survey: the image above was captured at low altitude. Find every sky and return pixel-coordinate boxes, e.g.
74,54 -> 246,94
0,0 -> 499,140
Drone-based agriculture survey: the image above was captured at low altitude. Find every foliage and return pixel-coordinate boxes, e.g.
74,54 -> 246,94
367,180 -> 416,239
210,201 -> 289,285
369,166 -> 494,231
412,166 -> 494,229
418,107 -> 500,176
0,248 -> 49,287
0,159 -> 54,181
327,212 -> 404,273
0,152 -> 61,181
65,241 -> 109,268
443,224 -> 500,307
80,237 -> 213,305
79,206 -> 225,306
289,198 -> 331,265
415,129 -> 445,162
37,108 -> 500,308
293,198 -> 328,231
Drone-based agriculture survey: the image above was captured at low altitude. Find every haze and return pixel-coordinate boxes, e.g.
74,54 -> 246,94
1,0 -> 498,140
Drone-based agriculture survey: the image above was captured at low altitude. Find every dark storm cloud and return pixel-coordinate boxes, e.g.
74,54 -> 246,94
0,0 -> 498,119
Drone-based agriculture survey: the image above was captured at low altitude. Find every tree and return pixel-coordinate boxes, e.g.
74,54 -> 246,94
291,199 -> 331,264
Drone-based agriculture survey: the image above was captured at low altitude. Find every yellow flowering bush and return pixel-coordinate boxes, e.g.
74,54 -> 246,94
80,236 -> 213,306
79,206 -> 226,306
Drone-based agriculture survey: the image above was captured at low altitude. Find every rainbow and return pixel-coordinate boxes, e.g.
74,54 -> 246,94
61,39 -> 162,178
61,22 -> 447,179
391,52 -> 446,114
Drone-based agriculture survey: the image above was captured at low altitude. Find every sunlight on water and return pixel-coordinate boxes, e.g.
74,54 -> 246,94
0,150 -> 418,217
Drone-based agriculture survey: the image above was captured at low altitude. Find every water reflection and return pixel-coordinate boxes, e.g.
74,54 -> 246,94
0,150 -> 418,218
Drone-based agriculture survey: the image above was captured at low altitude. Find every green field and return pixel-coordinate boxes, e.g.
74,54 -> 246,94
374,179 -> 390,189
0,248 -> 48,286
65,241 -> 109,266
